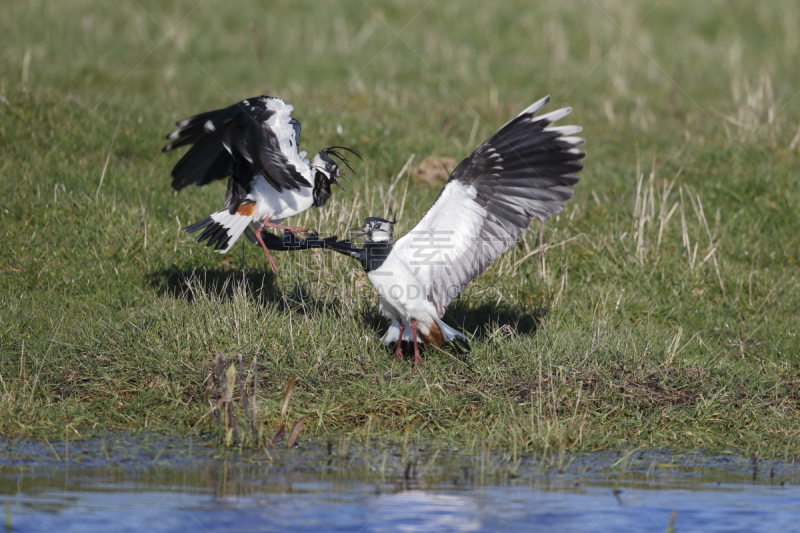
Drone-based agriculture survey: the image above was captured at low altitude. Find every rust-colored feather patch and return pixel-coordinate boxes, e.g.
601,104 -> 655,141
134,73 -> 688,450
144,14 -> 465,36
236,202 -> 256,217
420,321 -> 445,347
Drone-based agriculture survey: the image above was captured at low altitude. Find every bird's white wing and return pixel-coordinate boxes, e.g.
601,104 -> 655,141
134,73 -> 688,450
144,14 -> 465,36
391,96 -> 585,316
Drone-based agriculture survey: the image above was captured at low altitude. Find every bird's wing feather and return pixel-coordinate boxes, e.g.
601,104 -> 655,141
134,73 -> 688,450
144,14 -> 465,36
164,96 -> 311,193
391,96 -> 586,315
254,229 -> 342,251
252,110 -> 312,191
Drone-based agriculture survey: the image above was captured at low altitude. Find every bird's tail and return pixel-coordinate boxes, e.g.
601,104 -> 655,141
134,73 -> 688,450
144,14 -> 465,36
183,209 -> 253,253
434,317 -> 472,353
382,318 -> 472,353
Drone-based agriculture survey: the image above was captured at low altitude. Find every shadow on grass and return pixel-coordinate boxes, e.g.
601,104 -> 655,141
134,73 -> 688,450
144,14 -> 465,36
148,268 -> 544,355
446,301 -> 546,341
148,267 -> 278,300
147,267 -> 344,317
390,302 -> 547,359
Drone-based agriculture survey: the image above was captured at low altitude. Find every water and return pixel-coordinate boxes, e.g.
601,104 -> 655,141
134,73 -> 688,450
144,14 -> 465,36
1,435 -> 798,532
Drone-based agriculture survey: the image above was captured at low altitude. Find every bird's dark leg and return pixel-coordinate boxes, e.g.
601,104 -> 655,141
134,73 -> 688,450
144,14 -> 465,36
393,322 -> 405,360
411,319 -> 422,369
261,216 -> 309,236
254,222 -> 279,274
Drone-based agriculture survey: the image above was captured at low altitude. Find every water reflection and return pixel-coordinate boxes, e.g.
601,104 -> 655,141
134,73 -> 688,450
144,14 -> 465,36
1,436 -> 798,532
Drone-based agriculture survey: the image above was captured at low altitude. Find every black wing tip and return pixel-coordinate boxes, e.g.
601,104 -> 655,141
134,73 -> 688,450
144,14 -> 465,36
451,336 -> 473,354
182,216 -> 213,234
162,132 -> 180,152
188,218 -> 233,252
170,175 -> 190,191
516,95 -> 552,119
183,217 -> 231,251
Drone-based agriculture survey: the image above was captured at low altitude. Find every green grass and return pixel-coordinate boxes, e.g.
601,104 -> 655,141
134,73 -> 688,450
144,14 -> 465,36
1,0 -> 799,455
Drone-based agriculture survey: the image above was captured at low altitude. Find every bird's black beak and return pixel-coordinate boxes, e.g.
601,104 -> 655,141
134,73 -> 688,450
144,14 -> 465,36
349,226 -> 367,239
331,169 -> 352,191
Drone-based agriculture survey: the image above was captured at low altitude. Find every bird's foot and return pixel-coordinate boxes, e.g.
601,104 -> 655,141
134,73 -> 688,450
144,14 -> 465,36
392,323 -> 406,361
263,221 -> 310,237
392,344 -> 404,361
264,250 -> 279,274
254,224 -> 280,274
285,226 -> 311,238
411,319 -> 422,370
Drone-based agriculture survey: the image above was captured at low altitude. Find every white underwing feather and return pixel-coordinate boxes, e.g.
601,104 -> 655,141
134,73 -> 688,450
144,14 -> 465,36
544,125 -> 582,136
517,95 -> 551,117
532,107 -> 571,124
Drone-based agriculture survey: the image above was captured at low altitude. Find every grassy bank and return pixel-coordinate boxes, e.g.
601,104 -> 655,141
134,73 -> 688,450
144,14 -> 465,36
1,0 -> 799,455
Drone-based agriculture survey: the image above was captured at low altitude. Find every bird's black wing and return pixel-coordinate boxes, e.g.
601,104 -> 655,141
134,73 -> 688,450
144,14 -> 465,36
164,96 -> 311,197
391,95 -> 586,315
323,239 -> 364,259
247,228 -> 364,266
245,228 -> 346,252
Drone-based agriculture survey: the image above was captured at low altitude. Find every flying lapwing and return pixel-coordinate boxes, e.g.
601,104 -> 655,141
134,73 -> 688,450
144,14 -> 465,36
163,95 -> 359,273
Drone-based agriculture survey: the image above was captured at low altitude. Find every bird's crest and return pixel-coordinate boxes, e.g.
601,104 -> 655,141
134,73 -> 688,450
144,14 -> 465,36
319,146 -> 362,175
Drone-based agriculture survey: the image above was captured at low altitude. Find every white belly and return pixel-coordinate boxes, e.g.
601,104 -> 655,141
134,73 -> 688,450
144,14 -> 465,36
367,255 -> 438,333
248,175 -> 314,222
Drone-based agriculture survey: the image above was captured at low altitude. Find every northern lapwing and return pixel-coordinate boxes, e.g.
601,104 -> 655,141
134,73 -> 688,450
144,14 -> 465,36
264,96 -> 585,367
163,96 -> 359,273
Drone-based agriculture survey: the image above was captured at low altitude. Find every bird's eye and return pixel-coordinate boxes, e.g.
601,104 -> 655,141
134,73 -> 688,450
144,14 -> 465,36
325,164 -> 332,171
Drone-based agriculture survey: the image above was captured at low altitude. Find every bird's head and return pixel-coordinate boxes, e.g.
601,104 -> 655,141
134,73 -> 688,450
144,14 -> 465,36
310,146 -> 361,207
351,216 -> 397,243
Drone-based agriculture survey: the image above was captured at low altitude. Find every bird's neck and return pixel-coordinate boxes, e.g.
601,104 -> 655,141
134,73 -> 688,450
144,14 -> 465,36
360,241 -> 394,273
311,170 -> 332,207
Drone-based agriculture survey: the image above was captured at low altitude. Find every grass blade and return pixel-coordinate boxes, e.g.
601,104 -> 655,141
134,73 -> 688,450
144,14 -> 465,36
280,374 -> 296,424
286,417 -> 305,448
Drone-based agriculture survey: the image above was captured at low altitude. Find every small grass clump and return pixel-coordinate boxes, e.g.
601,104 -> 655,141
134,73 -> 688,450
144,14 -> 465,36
203,353 -> 304,449
1,0 -> 799,456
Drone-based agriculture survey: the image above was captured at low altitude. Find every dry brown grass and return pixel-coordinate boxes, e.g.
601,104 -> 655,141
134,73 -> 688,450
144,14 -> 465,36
410,156 -> 458,187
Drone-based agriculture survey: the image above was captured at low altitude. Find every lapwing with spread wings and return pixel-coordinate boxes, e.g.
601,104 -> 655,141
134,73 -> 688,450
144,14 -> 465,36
262,96 -> 585,366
